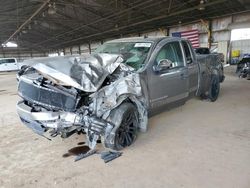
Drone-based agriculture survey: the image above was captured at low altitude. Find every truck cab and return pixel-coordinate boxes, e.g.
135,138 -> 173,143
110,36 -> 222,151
141,37 -> 199,114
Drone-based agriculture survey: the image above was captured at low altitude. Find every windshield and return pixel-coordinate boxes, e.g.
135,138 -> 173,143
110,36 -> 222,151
95,42 -> 152,70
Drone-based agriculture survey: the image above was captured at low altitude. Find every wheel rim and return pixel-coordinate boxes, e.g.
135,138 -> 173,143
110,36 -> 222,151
116,112 -> 137,147
211,79 -> 219,98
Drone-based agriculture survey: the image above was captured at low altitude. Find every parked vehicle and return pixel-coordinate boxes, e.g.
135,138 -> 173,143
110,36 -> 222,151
236,54 -> 250,79
0,58 -> 19,71
16,37 -> 224,151
195,47 -> 225,62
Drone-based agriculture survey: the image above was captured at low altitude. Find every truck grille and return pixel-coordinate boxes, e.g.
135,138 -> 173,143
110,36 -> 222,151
18,79 -> 78,111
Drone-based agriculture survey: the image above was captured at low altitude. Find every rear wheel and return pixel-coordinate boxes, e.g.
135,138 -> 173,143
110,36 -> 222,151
208,75 -> 220,102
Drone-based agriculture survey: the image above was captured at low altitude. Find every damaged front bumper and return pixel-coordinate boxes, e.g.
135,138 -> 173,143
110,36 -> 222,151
17,100 -> 80,133
17,100 -> 114,148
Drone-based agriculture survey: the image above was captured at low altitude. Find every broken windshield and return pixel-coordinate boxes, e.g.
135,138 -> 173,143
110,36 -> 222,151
95,42 -> 152,70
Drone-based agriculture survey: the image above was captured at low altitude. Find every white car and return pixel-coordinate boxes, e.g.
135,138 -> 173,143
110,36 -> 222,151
0,58 -> 20,72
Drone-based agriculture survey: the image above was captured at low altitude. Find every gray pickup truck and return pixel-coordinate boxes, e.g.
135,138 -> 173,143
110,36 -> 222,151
17,37 -> 224,151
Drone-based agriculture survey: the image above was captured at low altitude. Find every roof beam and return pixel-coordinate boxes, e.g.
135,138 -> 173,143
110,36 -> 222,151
28,0 -> 154,47
68,0 -> 115,23
50,0 -> 228,48
3,0 -> 51,44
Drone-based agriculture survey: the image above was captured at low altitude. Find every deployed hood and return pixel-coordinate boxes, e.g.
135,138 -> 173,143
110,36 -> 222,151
24,53 -> 124,92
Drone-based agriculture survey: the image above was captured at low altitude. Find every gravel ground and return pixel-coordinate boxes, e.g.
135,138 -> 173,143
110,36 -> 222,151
0,66 -> 249,188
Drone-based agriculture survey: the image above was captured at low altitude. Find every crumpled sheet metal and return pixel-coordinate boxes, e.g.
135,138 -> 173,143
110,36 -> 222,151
25,53 -> 123,92
90,73 -> 148,132
22,53 -> 149,149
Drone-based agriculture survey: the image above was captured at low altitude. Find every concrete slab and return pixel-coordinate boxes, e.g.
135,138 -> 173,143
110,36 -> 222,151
0,67 -> 249,188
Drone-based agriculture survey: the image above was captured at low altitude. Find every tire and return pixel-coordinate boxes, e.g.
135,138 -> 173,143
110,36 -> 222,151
219,64 -> 225,83
208,74 -> 220,102
103,103 -> 139,151
220,75 -> 225,83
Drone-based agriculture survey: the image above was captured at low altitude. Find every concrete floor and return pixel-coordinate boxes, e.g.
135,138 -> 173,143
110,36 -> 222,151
0,67 -> 249,188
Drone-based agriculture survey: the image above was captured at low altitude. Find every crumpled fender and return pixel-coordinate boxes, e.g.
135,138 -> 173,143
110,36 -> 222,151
90,73 -> 148,132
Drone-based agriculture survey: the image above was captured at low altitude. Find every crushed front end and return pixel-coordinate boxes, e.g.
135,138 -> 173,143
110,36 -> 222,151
17,54 -> 148,150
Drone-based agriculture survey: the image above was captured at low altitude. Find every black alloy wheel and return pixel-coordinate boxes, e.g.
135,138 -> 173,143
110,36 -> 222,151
111,103 -> 139,151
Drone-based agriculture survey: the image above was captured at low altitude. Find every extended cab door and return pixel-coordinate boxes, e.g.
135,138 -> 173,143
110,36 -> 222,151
147,40 -> 189,112
181,41 -> 199,96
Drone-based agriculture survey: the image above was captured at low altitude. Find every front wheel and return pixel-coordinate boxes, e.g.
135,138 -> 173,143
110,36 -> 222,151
103,103 -> 139,151
208,75 -> 220,102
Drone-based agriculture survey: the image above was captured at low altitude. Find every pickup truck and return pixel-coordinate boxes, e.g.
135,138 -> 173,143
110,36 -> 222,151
0,58 -> 19,71
17,37 -> 224,151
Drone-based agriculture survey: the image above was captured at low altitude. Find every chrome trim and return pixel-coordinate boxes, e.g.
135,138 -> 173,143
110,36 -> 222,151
16,101 -> 78,128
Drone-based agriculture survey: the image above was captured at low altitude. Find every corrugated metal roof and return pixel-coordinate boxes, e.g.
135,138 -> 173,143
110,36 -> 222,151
0,0 -> 249,52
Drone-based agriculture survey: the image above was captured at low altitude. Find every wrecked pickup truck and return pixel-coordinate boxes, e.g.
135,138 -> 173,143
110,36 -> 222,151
17,37 -> 224,151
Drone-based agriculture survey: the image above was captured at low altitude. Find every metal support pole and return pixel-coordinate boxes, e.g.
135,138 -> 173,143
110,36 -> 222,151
208,20 -> 212,49
166,28 -> 170,36
88,42 -> 91,54
78,45 -> 81,55
70,47 -> 73,55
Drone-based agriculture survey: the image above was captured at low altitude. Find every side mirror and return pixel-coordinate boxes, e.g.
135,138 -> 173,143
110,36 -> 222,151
154,59 -> 173,72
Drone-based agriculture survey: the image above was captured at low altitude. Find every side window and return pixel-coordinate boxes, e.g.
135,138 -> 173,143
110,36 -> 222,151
7,59 -> 15,63
182,41 -> 193,64
155,42 -> 184,68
